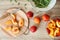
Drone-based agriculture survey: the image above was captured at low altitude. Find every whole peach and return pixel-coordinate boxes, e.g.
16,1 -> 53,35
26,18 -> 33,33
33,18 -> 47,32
42,14 -> 50,21
34,16 -> 41,24
26,11 -> 34,18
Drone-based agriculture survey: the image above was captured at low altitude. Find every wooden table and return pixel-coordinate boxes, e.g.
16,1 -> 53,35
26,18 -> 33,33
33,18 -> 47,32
50,0 -> 60,16
0,0 -> 60,40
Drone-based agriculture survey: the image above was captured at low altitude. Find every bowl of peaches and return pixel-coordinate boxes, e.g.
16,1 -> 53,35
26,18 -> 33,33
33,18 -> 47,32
46,16 -> 60,39
0,7 -> 29,37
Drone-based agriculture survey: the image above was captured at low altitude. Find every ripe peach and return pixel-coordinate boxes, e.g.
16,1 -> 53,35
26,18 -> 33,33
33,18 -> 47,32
34,16 -> 41,24
30,26 -> 37,33
42,14 -> 50,21
26,11 -> 33,18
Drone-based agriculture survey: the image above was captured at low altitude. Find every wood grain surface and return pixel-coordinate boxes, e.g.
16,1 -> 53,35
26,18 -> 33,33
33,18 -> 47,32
50,0 -> 60,16
0,0 -> 60,40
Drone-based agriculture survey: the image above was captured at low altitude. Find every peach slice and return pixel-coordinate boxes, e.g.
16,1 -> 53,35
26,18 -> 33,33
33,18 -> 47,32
11,26 -> 20,35
19,18 -> 24,27
11,14 -> 16,19
50,19 -> 55,23
49,20 -> 56,28
56,19 -> 60,27
5,20 -> 12,25
49,28 -> 55,38
48,22 -> 56,29
12,19 -> 17,25
54,28 -> 60,36
4,26 -> 12,31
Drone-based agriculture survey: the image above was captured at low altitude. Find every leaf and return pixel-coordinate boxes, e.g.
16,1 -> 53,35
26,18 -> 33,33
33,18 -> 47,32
27,0 -> 29,1
18,2 -> 20,5
10,0 -> 12,2
14,0 -> 17,2
25,4 -> 27,6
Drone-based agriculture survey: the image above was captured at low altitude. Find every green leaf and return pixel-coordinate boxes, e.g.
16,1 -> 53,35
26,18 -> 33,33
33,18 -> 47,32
32,0 -> 50,8
27,0 -> 29,1
14,0 -> 17,2
10,0 -> 12,2
18,2 -> 20,5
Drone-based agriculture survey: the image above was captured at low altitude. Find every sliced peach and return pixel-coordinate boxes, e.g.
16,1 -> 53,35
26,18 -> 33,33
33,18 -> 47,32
5,20 -> 12,25
19,18 -> 24,27
48,22 -> 56,29
56,19 -> 60,27
12,19 -> 17,25
49,28 -> 55,38
11,26 -> 20,35
4,26 -> 12,31
47,19 -> 60,38
49,34 -> 54,38
50,19 -> 56,23
11,14 -> 16,19
54,28 -> 60,37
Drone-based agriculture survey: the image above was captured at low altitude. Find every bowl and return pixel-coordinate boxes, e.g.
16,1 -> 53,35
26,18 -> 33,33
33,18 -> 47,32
29,0 -> 56,12
46,16 -> 60,39
0,7 -> 29,37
